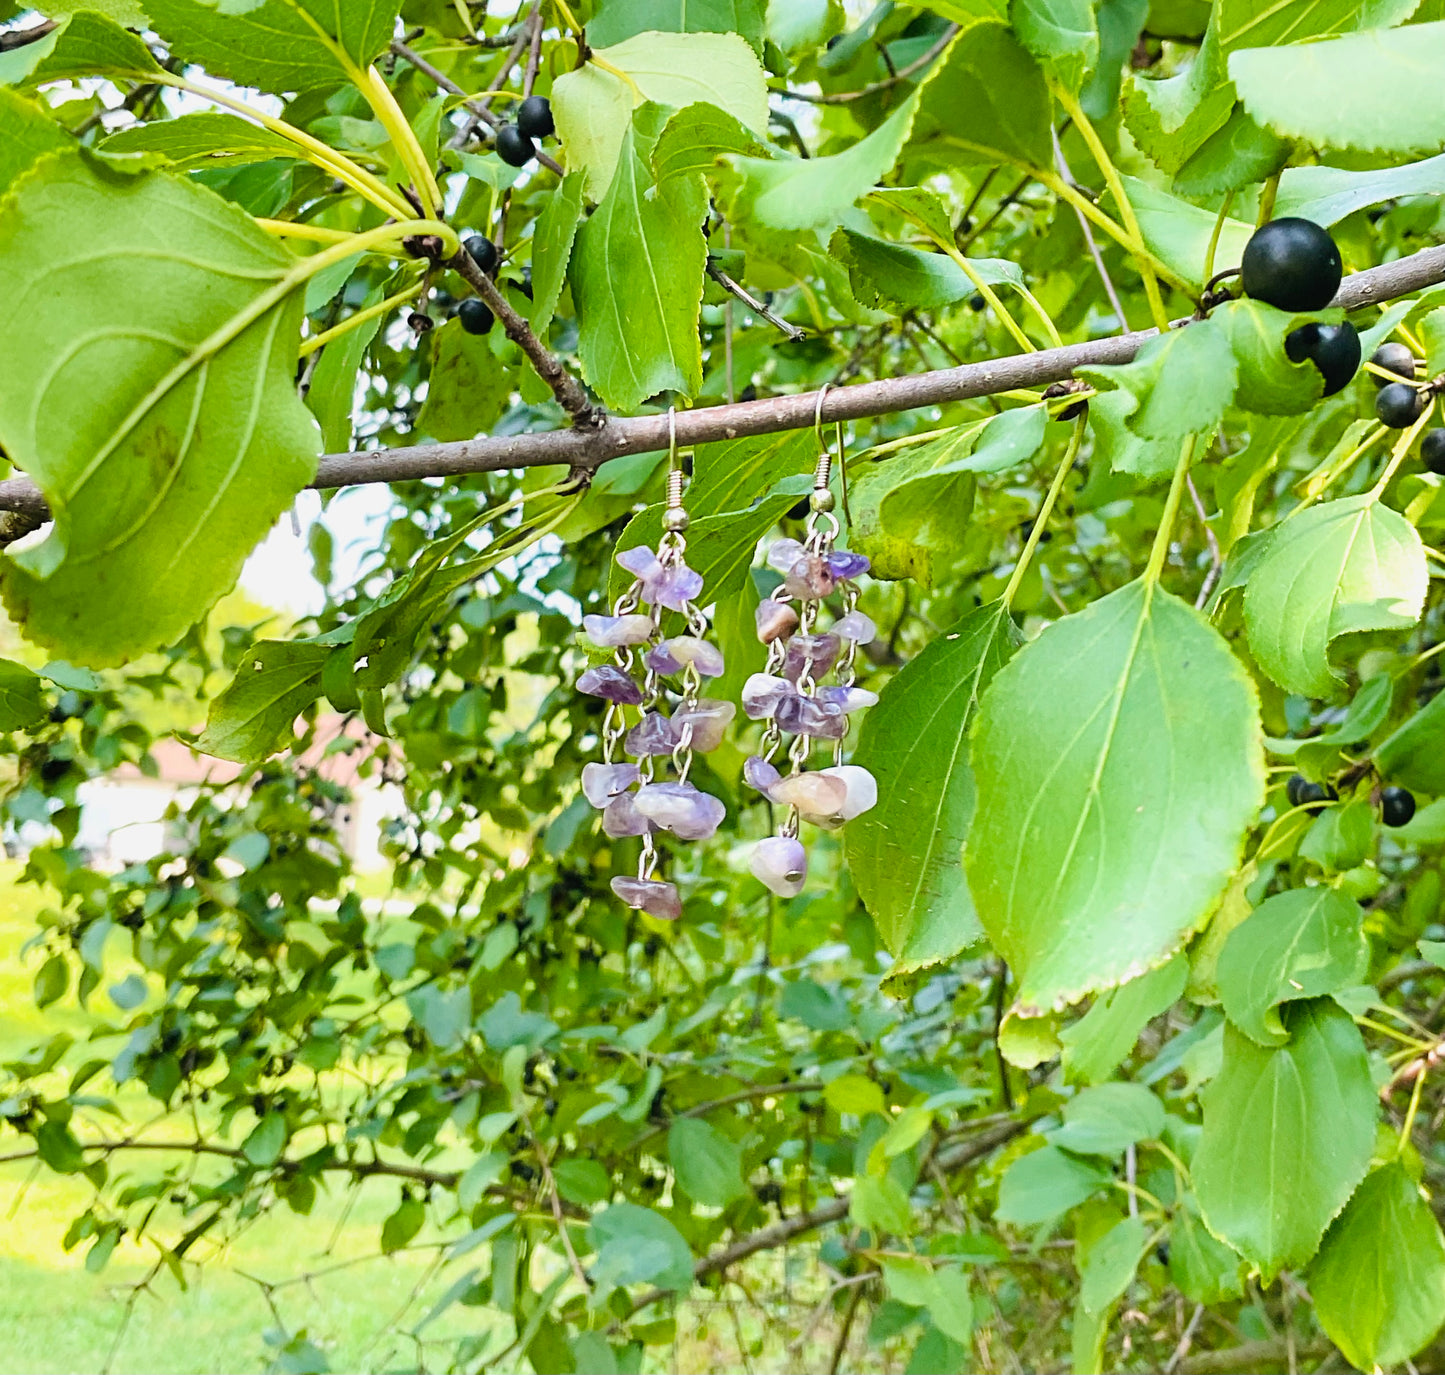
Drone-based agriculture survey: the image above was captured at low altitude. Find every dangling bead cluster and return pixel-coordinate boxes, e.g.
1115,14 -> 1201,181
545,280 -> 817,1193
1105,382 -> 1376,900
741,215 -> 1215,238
743,466 -> 878,898
578,466 -> 732,921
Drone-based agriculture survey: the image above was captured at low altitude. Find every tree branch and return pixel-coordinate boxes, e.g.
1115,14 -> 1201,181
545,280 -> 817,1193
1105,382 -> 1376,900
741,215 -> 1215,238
1,244 -> 1443,518
773,24 -> 959,104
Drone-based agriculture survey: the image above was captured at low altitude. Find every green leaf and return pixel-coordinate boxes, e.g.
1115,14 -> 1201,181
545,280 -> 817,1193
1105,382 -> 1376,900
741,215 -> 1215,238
571,107 -> 708,413
1079,1215 -> 1148,1315
35,1120 -> 85,1173
381,1194 -> 426,1254
766,0 -> 846,52
529,170 -> 585,337
1309,1161 -> 1445,1371
1047,1084 -> 1165,1157
651,100 -> 770,183
1009,0 -> 1098,92
1080,0 -> 1149,119
1194,999 -> 1375,1277
1078,321 -> 1236,445
1060,954 -> 1187,1084
1231,23 -> 1445,155
0,89 -> 72,196
552,33 -> 768,200
851,1174 -> 915,1237
848,602 -> 1017,976
0,657 -> 45,731
825,1074 -> 886,1118
1212,298 -> 1329,416
914,23 -> 1053,168
1087,388 -> 1174,481
1216,887 -> 1368,1046
832,226 -> 1021,312
1275,151 -> 1445,227
0,154 -> 319,666
33,953 -> 68,1009
589,1204 -> 694,1294
1122,176 -> 1253,288
724,89 -> 921,233
668,1118 -> 746,1207
5,10 -> 158,84
995,1145 -> 1110,1227
1243,496 -> 1428,698
242,1111 -> 288,1167
968,579 -> 1265,1013
195,635 -> 341,762
588,0 -> 766,49
1170,1197 -> 1248,1304
144,0 -> 399,94
416,319 -> 514,442
306,289 -> 385,455
1376,689 -> 1445,795
101,112 -> 301,171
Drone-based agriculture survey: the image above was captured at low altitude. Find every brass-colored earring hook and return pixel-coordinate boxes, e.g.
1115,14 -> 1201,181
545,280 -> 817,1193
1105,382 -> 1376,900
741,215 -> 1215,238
663,405 -> 688,534
810,385 -> 837,518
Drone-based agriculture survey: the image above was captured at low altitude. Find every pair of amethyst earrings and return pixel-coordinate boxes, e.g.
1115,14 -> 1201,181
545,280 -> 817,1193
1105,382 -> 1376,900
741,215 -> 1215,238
577,401 -> 878,920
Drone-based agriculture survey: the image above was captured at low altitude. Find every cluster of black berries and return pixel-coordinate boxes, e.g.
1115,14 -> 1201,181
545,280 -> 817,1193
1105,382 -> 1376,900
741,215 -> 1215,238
1287,774 -> 1417,827
456,232 -> 499,335
497,94 -> 554,168
1240,218 -> 1359,396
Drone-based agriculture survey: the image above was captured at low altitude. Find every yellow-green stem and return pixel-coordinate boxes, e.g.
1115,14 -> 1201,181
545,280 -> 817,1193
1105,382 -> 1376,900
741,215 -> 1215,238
155,73 -> 414,220
1369,398 -> 1437,500
589,54 -> 644,98
1294,422 -> 1387,507
1203,191 -> 1235,285
361,64 -> 444,219
552,0 -> 584,39
1014,281 -> 1064,348
1053,89 -> 1171,331
1144,433 -> 1197,586
1002,411 -> 1086,607
255,220 -> 357,244
1256,170 -> 1281,228
1399,1065 -> 1428,1151
941,242 -> 1034,353
298,282 -> 425,358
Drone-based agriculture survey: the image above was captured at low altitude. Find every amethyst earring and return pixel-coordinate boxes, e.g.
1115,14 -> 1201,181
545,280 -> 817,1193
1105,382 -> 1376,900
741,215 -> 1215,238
744,391 -> 878,896
578,411 -> 733,920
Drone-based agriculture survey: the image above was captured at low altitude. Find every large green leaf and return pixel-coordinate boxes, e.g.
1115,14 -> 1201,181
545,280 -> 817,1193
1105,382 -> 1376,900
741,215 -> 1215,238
913,23 -> 1053,169
995,1145 -> 1111,1227
723,89 -> 921,233
1009,0 -> 1098,91
1231,24 -> 1445,155
668,1118 -> 746,1206
1194,999 -> 1375,1276
195,637 -> 340,762
0,153 -> 319,666
1275,151 -> 1445,227
0,88 -> 72,195
1046,1083 -> 1165,1156
552,33 -> 768,200
1059,954 -> 1187,1084
1376,689 -> 1445,794
1215,886 -> 1368,1046
1309,1161 -> 1445,1372
415,320 -> 514,443
144,0 -> 400,93
766,0 -> 847,51
1078,320 -> 1237,446
101,112 -> 301,172
1,9 -> 158,84
306,288 -> 386,455
967,579 -> 1265,1013
587,0 -> 767,49
570,107 -> 709,413
589,1204 -> 694,1295
1243,496 -> 1428,699
1120,177 -> 1253,288
832,226 -> 1021,312
529,170 -> 586,337
1213,298 -> 1327,416
847,602 -> 1018,973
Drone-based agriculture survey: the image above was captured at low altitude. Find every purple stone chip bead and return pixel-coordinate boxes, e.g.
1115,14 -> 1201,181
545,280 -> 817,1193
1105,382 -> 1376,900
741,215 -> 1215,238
769,771 -> 849,817
625,711 -> 681,756
816,685 -> 879,714
582,613 -> 653,648
817,765 -> 877,821
615,545 -> 704,611
750,835 -> 808,898
743,755 -> 782,793
578,664 -> 644,706
603,793 -> 652,837
633,782 -> 726,840
766,538 -> 806,574
582,761 -> 639,808
782,633 -> 841,683
742,672 -> 795,720
782,554 -> 836,599
646,636 -> 725,678
610,875 -> 682,920
833,610 -> 877,644
756,598 -> 800,644
615,546 -> 662,582
775,692 -> 847,739
827,550 -> 870,581
674,698 -> 736,752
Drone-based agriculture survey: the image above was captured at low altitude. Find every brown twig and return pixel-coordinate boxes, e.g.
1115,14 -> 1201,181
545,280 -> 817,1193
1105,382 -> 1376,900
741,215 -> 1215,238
773,23 -> 958,104
3,243 -> 1445,517
1054,128 -> 1129,331
1187,472 -> 1222,609
0,18 -> 56,50
446,10 -> 534,151
706,259 -> 807,341
450,245 -> 602,427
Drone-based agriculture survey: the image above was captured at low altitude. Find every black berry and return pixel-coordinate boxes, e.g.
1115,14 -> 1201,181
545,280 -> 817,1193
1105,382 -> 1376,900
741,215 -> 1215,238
1370,341 -> 1417,387
968,293 -> 986,311
1286,774 -> 1332,813
1422,428 -> 1445,476
516,95 -> 554,140
1284,321 -> 1360,396
457,298 -> 494,335
463,234 -> 499,275
1376,381 -> 1426,429
1381,785 -> 1416,827
496,123 -> 535,167
1240,218 -> 1343,313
